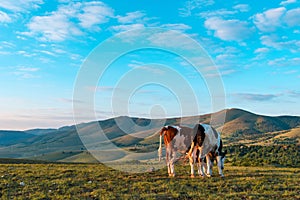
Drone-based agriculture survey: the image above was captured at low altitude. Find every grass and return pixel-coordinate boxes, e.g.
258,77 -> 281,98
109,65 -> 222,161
0,162 -> 299,199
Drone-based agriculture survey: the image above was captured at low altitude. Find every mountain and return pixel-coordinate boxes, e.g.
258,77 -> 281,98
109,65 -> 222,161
221,108 -> 300,135
0,108 -> 299,163
0,131 -> 35,146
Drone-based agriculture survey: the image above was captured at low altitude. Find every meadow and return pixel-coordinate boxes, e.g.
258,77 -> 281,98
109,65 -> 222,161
0,162 -> 299,199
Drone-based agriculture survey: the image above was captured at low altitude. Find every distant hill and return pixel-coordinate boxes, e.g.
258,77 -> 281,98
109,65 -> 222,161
0,108 -> 299,163
221,108 -> 300,135
0,131 -> 35,146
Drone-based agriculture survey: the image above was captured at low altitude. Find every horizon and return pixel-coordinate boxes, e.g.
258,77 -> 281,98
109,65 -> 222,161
1,0 -> 300,130
2,107 -> 299,131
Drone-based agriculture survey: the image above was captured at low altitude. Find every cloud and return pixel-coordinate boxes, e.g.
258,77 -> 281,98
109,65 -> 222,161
0,0 -> 44,12
0,11 -> 12,23
147,30 -> 197,50
260,35 -> 300,51
111,11 -> 155,34
77,1 -> 114,30
109,23 -> 145,33
26,13 -> 83,42
268,57 -> 300,67
253,7 -> 286,32
284,8 -> 300,27
284,70 -> 298,74
233,4 -> 250,12
128,61 -> 165,75
199,9 -> 237,18
280,0 -> 296,6
286,90 -> 300,97
17,50 -> 37,57
204,17 -> 253,41
254,47 -> 269,54
18,66 -> 39,72
160,23 -> 191,32
204,69 -> 236,78
57,98 -> 84,104
21,1 -> 114,42
13,66 -> 40,79
179,0 -> 215,17
117,11 -> 146,24
234,93 -> 279,101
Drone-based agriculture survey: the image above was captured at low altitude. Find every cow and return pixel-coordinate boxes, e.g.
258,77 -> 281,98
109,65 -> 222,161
158,124 -> 226,178
186,124 -> 227,177
157,125 -> 194,177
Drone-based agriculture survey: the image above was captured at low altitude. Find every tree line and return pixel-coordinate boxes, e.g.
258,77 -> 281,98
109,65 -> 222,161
226,145 -> 299,167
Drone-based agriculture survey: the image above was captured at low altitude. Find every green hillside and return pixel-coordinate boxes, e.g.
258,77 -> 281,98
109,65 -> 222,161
0,108 -> 299,163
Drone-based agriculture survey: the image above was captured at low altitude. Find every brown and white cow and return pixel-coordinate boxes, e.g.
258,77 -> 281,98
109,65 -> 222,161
187,124 -> 227,177
158,124 -> 226,177
157,125 -> 194,177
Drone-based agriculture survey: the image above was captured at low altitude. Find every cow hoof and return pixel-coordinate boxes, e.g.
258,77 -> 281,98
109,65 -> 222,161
169,173 -> 175,177
207,174 -> 212,178
190,174 -> 195,178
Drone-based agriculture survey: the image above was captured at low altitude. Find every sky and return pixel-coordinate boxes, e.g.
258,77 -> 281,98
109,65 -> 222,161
0,0 -> 300,130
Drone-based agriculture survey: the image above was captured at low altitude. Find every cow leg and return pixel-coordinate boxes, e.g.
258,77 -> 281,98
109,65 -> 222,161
206,154 -> 213,177
216,156 -> 224,177
166,147 -> 171,176
166,147 -> 176,177
169,150 -> 176,177
197,157 -> 205,177
189,149 -> 196,178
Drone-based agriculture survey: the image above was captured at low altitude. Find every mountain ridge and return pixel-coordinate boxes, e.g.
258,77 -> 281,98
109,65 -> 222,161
0,108 -> 299,163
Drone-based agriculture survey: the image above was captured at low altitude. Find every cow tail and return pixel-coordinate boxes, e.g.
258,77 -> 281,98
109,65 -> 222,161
158,134 -> 162,161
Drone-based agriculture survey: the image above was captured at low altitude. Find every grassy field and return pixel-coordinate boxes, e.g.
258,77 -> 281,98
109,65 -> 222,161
0,162 -> 299,199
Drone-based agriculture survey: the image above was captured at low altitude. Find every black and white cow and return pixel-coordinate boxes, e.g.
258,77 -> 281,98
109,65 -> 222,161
186,124 -> 227,177
158,124 -> 226,177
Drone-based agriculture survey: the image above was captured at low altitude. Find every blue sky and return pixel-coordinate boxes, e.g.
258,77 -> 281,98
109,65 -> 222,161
0,0 -> 300,130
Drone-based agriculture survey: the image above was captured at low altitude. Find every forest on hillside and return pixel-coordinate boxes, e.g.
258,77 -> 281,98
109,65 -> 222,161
227,145 -> 300,168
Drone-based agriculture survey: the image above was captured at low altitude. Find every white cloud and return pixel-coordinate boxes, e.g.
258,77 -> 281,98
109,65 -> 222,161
160,23 -> 191,32
0,11 -> 12,23
22,1 -> 114,42
78,1 -> 114,30
117,11 -> 146,24
18,66 -> 39,72
1,41 -> 15,48
179,0 -> 215,17
268,57 -> 300,67
147,30 -> 197,50
284,8 -> 300,27
40,50 -> 56,56
27,13 -> 82,42
260,35 -> 300,51
280,0 -> 296,6
199,9 -> 237,18
253,7 -> 286,32
204,69 -> 236,78
233,4 -> 250,12
110,23 -> 145,33
204,17 -> 253,41
234,93 -> 279,101
254,47 -> 269,54
13,66 -> 40,79
284,70 -> 298,74
17,50 -> 37,57
0,0 -> 44,12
